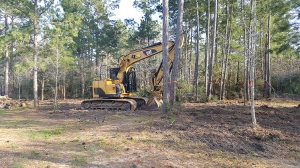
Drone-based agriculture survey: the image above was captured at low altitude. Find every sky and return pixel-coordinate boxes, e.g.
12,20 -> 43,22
110,0 -> 160,23
110,0 -> 143,22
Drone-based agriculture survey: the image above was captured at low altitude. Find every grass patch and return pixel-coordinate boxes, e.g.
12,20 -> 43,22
213,150 -> 225,158
229,115 -> 238,120
73,157 -> 87,166
0,120 -> 39,134
98,138 -> 106,147
29,128 -> 63,139
12,161 -> 25,168
169,116 -> 176,125
9,145 -> 19,149
70,138 -> 80,142
146,121 -> 154,126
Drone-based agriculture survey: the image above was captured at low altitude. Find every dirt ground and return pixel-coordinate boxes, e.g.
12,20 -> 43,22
0,96 -> 299,168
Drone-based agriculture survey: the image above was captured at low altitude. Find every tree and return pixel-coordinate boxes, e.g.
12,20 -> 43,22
207,0 -> 218,101
170,0 -> 184,104
205,0 -> 211,96
133,0 -> 161,45
250,0 -> 257,127
162,0 -> 169,114
194,0 -> 200,101
4,15 -> 9,96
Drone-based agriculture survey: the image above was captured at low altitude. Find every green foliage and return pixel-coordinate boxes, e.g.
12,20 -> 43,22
136,88 -> 152,98
256,79 -> 265,93
280,75 -> 300,94
176,79 -> 194,102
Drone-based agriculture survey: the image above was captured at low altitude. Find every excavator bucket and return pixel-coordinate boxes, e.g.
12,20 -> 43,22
142,96 -> 163,111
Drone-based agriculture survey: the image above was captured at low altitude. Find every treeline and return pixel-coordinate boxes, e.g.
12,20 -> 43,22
0,0 -> 299,106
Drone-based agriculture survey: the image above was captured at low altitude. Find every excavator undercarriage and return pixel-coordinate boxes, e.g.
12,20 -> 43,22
81,97 -> 148,111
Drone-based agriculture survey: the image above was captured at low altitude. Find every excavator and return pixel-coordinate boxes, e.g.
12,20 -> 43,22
81,37 -> 183,111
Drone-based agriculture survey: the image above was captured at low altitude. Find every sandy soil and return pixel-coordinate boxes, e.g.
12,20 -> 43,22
0,97 -> 299,168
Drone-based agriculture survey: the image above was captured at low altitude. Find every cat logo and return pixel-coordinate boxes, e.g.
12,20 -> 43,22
143,49 -> 157,56
131,54 -> 142,58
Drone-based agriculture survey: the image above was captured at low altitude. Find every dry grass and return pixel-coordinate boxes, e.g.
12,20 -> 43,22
0,98 -> 299,167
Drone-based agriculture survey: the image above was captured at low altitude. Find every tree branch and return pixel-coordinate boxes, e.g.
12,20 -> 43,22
38,0 -> 55,16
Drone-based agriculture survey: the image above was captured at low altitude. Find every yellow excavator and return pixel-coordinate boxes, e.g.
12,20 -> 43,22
81,37 -> 183,111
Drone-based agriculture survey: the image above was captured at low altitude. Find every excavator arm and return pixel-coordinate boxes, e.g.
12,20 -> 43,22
146,36 -> 184,110
117,41 -> 176,83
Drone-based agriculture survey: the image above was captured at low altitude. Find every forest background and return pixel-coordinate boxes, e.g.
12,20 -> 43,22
0,0 -> 300,108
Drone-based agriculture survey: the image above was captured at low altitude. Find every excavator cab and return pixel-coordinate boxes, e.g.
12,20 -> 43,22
109,68 -> 120,80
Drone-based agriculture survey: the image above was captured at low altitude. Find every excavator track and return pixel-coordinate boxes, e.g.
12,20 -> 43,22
81,97 -> 148,111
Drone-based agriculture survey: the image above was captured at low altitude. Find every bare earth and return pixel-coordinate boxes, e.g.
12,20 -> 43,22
0,97 -> 299,168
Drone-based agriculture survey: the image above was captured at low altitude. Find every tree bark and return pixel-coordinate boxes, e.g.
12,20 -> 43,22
267,15 -> 271,97
41,77 -> 44,101
205,0 -> 211,96
33,0 -> 39,108
162,0 -> 170,114
208,0 -> 218,101
220,2 -> 229,100
4,15 -> 9,96
194,0 -> 200,102
250,0 -> 257,128
221,1 -> 233,100
170,0 -> 184,104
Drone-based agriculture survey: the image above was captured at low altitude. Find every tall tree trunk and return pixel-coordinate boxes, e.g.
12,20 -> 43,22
54,44 -> 59,108
184,23 -> 188,81
250,0 -> 257,128
194,0 -> 200,102
162,0 -> 170,114
41,77 -> 44,101
81,55 -> 85,99
236,61 -> 240,92
267,15 -> 271,97
4,15 -> 9,96
205,0 -> 211,96
33,0 -> 39,108
221,1 -> 233,100
208,0 -> 218,101
189,25 -> 193,84
220,2 -> 229,100
242,0 -> 250,104
63,73 -> 66,100
170,0 -> 184,104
